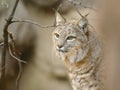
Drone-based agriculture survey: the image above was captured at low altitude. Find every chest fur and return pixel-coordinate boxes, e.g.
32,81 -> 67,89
64,56 -> 104,90
68,67 -> 102,90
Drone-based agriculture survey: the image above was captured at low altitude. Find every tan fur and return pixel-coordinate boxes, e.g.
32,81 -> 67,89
52,12 -> 105,90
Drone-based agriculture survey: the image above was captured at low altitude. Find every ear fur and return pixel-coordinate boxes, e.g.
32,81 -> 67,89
55,12 -> 66,26
77,14 -> 89,34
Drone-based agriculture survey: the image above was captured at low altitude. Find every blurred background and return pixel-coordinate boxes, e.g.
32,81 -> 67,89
0,0 -> 120,90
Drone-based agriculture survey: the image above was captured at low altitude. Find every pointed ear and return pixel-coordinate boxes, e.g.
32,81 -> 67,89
55,12 -> 66,26
77,16 -> 88,34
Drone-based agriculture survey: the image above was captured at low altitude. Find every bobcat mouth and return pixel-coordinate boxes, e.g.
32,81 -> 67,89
56,48 -> 68,53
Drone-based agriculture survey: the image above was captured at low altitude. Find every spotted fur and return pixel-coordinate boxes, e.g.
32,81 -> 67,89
52,12 -> 105,90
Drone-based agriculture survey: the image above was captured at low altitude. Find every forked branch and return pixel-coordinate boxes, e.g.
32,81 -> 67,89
0,0 -> 20,90
0,0 -> 20,81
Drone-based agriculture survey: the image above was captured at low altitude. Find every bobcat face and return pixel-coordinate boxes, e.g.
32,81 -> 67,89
52,12 -> 90,63
53,23 -> 83,53
52,12 -> 88,54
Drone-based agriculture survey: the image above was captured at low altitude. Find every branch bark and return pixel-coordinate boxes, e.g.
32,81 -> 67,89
11,19 -> 55,28
0,0 -> 20,89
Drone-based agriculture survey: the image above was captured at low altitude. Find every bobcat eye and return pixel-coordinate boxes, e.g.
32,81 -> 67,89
66,36 -> 76,40
54,33 -> 60,39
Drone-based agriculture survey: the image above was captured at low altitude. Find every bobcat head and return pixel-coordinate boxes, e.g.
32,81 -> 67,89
52,12 -> 90,64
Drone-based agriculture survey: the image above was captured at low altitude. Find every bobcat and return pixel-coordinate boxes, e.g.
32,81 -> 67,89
52,12 -> 105,90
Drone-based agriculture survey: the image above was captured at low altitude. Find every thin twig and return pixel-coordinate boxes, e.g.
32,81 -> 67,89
0,42 -> 4,46
56,2 -> 63,12
8,43 -> 23,90
8,32 -> 27,64
8,45 -> 27,64
72,5 -> 83,17
11,20 -> 56,28
8,31 -> 26,90
16,62 -> 22,90
0,41 -> 16,47
8,0 -> 19,21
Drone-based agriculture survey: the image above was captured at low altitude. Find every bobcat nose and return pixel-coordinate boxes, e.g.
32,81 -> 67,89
56,44 -> 66,52
57,44 -> 63,49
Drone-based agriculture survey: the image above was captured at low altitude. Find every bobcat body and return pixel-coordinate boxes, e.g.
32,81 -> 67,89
52,12 -> 105,90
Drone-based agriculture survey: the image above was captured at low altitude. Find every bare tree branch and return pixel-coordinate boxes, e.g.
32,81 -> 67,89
16,62 -> 22,90
0,42 -> 4,46
8,45 -> 27,64
0,42 -> 26,64
0,0 -> 20,89
1,0 -> 19,80
11,19 -> 56,28
8,31 -> 27,90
